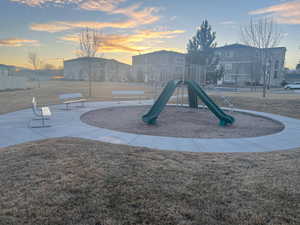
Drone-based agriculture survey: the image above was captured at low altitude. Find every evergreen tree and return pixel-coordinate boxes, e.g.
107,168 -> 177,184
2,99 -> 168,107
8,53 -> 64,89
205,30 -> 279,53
187,20 -> 217,54
186,20 -> 220,83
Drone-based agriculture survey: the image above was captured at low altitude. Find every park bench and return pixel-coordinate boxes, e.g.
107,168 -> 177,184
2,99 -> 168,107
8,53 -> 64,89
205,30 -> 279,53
30,97 -> 52,128
112,90 -> 145,103
59,93 -> 86,110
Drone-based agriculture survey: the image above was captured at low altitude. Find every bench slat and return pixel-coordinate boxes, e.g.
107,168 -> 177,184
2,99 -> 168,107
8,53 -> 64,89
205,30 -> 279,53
64,99 -> 86,104
112,90 -> 144,95
59,93 -> 83,100
41,107 -> 51,116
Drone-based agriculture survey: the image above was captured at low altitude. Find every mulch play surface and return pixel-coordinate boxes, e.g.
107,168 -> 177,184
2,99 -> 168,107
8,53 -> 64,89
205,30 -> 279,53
81,106 -> 284,138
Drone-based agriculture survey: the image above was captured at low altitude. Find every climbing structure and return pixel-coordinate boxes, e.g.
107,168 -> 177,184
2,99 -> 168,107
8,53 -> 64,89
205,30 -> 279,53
142,80 -> 235,126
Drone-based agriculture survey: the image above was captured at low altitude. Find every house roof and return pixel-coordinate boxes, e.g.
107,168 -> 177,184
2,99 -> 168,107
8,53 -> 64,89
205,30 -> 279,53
0,64 -> 16,69
64,57 -> 110,63
133,50 -> 185,57
216,44 -> 256,50
64,57 -> 130,66
216,43 -> 286,51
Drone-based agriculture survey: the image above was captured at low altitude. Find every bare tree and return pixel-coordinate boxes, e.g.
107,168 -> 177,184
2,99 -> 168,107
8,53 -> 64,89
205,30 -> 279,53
28,52 -> 41,88
241,17 -> 282,97
78,28 -> 102,97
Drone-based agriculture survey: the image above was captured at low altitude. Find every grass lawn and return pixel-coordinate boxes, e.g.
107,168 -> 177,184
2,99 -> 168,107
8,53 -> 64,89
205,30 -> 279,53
0,80 -> 151,115
1,138 -> 299,225
209,94 -> 300,119
0,84 -> 300,225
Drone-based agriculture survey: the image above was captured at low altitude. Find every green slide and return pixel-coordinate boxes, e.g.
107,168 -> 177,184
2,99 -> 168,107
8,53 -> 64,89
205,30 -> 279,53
184,80 -> 235,126
142,80 -> 182,124
142,79 -> 234,126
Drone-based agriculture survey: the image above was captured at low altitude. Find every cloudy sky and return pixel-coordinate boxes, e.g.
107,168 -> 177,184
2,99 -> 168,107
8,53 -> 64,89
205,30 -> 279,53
0,0 -> 299,68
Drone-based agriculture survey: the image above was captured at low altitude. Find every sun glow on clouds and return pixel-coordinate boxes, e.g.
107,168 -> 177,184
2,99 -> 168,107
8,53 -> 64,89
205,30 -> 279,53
249,0 -> 300,24
0,38 -> 39,47
60,29 -> 185,53
31,20 -> 141,32
29,1 -> 160,32
7,0 -> 184,64
80,0 -> 125,12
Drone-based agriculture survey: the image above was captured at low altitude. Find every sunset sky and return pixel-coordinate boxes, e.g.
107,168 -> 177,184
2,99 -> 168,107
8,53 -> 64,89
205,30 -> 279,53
0,0 -> 299,69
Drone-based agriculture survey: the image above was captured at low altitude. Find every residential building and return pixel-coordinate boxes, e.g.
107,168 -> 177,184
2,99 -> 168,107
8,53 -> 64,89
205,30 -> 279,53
215,44 -> 286,86
0,64 -> 27,90
285,64 -> 300,83
64,57 -> 131,82
132,50 -> 185,83
0,64 -> 15,77
132,45 -> 286,87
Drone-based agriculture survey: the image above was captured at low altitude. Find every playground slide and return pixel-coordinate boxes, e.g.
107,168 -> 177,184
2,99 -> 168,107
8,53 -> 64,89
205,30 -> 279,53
185,80 -> 235,126
142,80 -> 182,124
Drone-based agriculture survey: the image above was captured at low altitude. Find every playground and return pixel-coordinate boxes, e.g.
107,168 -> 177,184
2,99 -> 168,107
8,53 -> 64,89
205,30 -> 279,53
1,80 -> 300,225
81,105 -> 284,138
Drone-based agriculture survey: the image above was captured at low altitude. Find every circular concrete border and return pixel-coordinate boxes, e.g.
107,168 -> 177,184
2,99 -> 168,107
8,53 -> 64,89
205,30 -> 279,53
80,105 -> 285,139
0,100 -> 300,152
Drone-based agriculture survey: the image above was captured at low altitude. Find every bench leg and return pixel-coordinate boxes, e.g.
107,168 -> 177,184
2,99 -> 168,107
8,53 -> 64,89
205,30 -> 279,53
33,118 -> 50,120
29,117 -> 51,128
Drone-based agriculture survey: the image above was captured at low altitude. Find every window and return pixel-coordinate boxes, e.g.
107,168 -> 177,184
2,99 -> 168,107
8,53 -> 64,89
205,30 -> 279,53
224,63 -> 232,71
275,60 -> 279,70
226,51 -> 233,57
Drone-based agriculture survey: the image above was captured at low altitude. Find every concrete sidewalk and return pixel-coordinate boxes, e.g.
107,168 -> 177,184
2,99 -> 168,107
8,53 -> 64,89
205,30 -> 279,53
1,100 -> 300,152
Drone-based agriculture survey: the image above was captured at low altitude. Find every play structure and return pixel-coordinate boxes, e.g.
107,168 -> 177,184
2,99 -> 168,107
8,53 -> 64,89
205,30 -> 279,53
142,80 -> 235,126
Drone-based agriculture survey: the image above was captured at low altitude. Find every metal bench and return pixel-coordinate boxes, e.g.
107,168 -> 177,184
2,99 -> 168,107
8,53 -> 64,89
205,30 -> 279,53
112,90 -> 145,103
30,97 -> 52,128
59,93 -> 86,110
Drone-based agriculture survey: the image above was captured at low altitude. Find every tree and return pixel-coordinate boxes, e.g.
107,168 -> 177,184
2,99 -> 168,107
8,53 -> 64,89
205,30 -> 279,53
28,52 -> 41,88
78,28 -> 102,97
207,64 -> 225,84
241,17 -> 282,97
186,20 -> 219,84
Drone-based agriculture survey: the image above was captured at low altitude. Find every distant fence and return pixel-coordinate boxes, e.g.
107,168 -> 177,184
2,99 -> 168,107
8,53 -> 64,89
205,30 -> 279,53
0,76 -> 27,90
185,64 -> 206,85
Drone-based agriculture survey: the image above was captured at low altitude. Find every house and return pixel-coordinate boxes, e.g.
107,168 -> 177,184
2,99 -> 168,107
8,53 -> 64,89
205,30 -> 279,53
214,44 -> 286,86
132,45 -> 286,87
132,50 -> 185,83
0,64 -> 27,90
285,64 -> 300,83
63,57 -> 131,82
0,64 -> 15,76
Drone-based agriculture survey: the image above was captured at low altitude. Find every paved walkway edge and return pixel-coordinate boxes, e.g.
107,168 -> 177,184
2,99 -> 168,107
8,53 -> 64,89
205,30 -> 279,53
0,100 -> 300,153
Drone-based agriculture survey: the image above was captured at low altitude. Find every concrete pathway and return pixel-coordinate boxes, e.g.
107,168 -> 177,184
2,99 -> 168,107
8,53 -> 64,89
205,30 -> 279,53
1,100 -> 300,152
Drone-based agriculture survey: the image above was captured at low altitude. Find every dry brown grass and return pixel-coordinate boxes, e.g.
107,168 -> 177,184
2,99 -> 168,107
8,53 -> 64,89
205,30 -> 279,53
210,94 -> 300,119
171,93 -> 300,120
0,138 -> 299,225
0,80 -> 151,115
1,85 -> 300,225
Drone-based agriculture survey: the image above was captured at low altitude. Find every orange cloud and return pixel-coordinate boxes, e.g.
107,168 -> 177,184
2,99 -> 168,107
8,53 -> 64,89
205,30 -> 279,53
249,0 -> 300,24
80,0 -> 125,12
30,20 -> 138,32
10,0 -> 82,6
26,0 -> 159,32
0,38 -> 39,47
60,29 -> 185,53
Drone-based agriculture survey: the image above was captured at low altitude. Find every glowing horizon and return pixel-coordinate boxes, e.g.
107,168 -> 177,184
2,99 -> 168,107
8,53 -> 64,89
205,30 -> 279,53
0,0 -> 299,69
